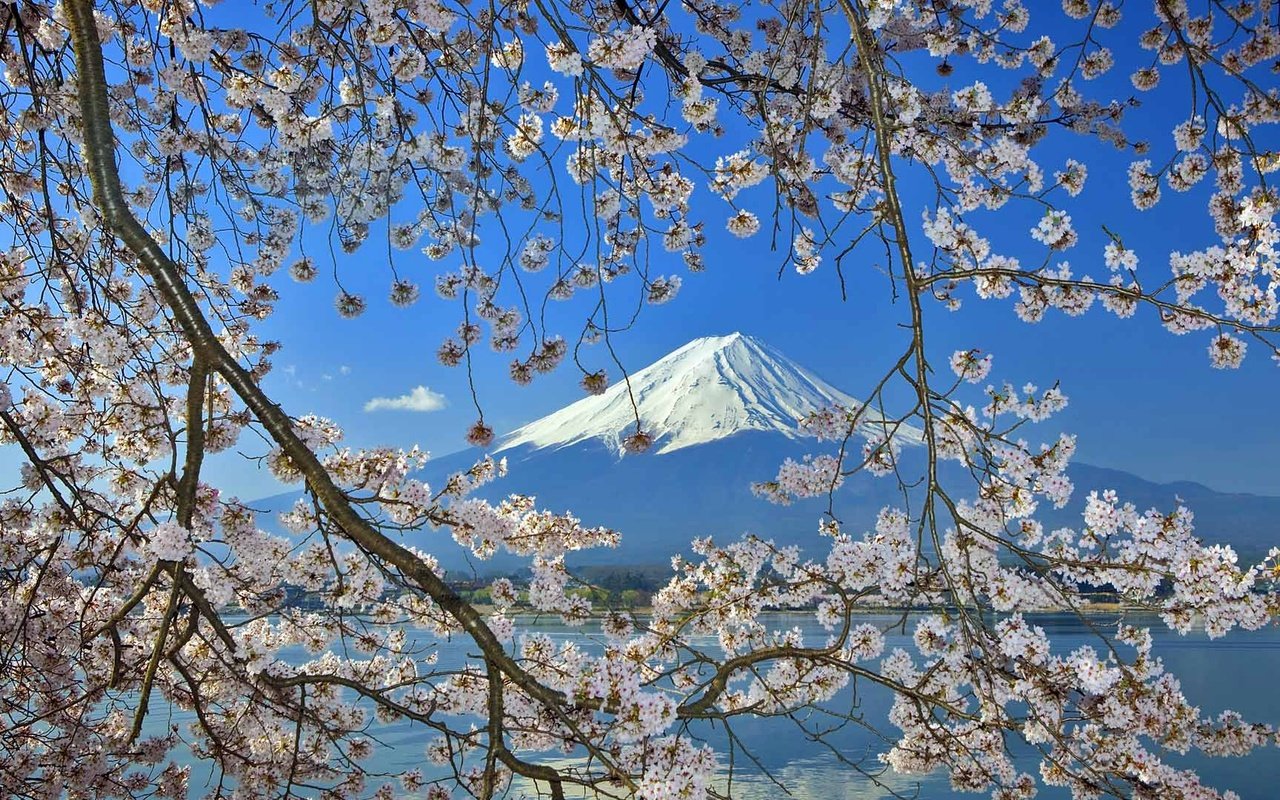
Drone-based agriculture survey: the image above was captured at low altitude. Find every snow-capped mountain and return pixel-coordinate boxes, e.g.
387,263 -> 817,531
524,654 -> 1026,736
499,332 -> 910,456
256,333 -> 1279,572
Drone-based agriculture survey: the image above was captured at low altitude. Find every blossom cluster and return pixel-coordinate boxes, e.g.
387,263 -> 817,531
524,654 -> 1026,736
3,0 -> 1280,797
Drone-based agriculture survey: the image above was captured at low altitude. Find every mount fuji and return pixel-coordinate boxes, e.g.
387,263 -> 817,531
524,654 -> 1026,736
498,332 -> 915,456
259,333 -> 1279,573
435,331 -> 910,567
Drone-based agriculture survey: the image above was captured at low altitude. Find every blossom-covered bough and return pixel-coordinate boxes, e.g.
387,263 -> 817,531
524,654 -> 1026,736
1,0 -> 1278,797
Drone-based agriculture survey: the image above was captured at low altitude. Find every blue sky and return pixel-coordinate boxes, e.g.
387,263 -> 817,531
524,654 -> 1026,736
205,4 -> 1280,503
246,182 -> 1280,502
5,1 -> 1276,504
232,11 -> 1280,501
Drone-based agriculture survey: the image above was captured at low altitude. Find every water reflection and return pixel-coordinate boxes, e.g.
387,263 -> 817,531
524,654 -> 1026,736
164,612 -> 1279,798
507,756 -> 936,800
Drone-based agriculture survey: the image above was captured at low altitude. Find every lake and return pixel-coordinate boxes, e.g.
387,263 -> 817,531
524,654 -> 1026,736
156,611 -> 1280,799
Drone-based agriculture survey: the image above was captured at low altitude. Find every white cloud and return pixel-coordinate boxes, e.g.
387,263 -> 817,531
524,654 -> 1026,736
364,386 -> 447,413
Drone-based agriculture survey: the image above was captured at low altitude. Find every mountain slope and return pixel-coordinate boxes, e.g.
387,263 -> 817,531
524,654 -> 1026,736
414,443 -> 1280,570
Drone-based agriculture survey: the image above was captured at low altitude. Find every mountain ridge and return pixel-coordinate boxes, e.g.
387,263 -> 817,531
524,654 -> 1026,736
253,334 -> 1277,571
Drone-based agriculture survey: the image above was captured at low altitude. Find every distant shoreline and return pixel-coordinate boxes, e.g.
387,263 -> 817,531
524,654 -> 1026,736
458,602 -> 1149,619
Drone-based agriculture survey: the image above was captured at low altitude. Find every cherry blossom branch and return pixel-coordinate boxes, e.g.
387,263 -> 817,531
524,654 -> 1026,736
64,0 -> 570,723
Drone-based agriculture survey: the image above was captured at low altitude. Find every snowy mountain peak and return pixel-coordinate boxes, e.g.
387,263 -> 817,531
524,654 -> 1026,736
497,333 -> 894,456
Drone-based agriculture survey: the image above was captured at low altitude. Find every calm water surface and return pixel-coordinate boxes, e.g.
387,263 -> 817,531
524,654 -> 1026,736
161,612 -> 1280,799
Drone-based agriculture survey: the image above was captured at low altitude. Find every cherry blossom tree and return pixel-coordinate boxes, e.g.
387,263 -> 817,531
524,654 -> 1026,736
1,0 -> 1278,798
